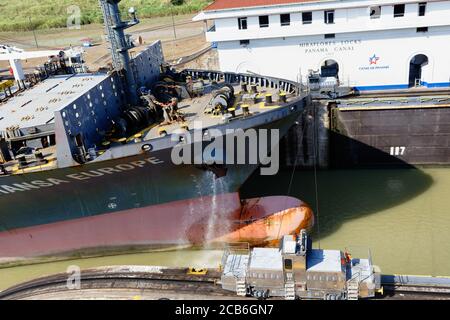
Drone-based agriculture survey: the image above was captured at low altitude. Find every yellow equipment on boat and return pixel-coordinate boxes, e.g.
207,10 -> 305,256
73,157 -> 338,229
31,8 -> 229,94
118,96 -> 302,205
187,267 -> 208,275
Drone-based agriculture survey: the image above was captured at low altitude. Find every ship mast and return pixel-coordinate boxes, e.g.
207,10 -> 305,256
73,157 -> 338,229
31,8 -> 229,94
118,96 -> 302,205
98,0 -> 139,105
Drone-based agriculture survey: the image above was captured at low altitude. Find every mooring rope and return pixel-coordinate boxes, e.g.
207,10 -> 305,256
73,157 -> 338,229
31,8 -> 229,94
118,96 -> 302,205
312,101 -> 321,249
276,108 -> 310,241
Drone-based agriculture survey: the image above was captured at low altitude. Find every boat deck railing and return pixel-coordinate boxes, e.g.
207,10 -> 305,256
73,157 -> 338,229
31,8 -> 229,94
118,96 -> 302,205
183,69 -> 302,96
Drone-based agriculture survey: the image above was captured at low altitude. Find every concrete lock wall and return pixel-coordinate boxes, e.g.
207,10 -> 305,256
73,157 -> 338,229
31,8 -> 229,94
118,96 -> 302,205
282,100 -> 329,168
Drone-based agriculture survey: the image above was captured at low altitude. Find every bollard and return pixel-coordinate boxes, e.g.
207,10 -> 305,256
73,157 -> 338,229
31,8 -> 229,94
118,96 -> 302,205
242,104 -> 250,116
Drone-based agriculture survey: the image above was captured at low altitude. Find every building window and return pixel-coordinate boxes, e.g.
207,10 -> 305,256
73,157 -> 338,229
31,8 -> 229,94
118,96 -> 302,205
259,15 -> 269,28
302,12 -> 312,24
324,10 -> 334,24
418,2 -> 427,16
370,6 -> 381,19
238,17 -> 247,30
324,33 -> 335,39
240,39 -> 250,46
280,14 -> 291,26
417,27 -> 428,32
394,4 -> 405,17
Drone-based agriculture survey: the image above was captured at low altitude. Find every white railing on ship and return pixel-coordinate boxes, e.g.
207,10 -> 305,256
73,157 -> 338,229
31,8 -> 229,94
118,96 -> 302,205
183,69 -> 301,96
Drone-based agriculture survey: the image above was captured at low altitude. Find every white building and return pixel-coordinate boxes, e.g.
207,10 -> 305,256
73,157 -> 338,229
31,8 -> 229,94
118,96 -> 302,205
194,0 -> 450,90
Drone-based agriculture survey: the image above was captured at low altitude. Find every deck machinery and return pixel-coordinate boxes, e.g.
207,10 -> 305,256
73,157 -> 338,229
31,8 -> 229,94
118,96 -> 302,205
221,230 -> 382,300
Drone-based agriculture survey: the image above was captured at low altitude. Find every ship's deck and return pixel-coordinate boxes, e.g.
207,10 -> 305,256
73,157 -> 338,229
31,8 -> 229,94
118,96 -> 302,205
0,79 -> 297,176
0,74 -> 109,137
1,145 -> 58,174
144,82 -> 289,140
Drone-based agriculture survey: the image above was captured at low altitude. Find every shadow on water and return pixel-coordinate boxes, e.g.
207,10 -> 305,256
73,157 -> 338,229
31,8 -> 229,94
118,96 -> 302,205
240,130 -> 434,240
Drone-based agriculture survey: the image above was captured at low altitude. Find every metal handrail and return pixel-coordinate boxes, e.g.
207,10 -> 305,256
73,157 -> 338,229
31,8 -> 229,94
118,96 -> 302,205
349,271 -> 361,284
349,267 -> 375,284
220,242 -> 250,273
183,69 -> 301,96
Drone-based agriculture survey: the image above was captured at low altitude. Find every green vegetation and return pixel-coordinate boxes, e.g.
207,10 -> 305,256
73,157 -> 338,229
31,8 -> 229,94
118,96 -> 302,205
0,0 -> 211,32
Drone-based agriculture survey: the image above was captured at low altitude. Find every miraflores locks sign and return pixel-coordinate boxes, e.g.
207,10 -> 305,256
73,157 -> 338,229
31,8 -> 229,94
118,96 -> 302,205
298,39 -> 390,71
299,39 -> 362,54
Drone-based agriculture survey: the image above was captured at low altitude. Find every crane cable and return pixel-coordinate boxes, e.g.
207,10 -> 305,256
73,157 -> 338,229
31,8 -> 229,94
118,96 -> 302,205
276,101 -> 322,250
312,101 -> 321,249
276,106 -> 309,240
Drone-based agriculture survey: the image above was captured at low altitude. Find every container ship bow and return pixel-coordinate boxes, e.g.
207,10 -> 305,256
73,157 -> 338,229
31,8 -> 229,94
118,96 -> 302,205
0,0 -> 311,260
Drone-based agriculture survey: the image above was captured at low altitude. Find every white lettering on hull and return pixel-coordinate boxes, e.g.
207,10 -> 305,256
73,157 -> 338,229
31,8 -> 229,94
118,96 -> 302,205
0,157 -> 163,196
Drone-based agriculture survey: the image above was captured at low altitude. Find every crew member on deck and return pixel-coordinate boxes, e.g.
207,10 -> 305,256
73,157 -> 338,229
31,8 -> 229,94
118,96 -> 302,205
186,75 -> 194,97
165,97 -> 185,122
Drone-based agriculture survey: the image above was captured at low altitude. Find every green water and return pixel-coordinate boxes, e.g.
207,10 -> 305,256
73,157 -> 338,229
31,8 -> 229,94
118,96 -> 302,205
243,167 -> 450,277
1,167 -> 450,291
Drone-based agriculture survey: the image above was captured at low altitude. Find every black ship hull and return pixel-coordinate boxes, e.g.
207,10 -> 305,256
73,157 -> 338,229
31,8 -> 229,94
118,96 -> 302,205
0,106 -> 303,259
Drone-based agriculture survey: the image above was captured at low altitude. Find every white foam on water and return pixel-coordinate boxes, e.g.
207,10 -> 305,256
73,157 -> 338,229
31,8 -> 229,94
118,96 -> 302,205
204,172 -> 230,247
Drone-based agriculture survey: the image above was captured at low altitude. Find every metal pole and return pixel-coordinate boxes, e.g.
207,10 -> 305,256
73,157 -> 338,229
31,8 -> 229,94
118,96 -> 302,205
29,17 -> 39,48
99,0 -> 139,105
171,8 -> 177,39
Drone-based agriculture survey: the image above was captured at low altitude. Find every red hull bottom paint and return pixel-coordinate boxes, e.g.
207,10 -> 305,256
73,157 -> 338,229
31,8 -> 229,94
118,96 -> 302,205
0,193 -> 314,258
